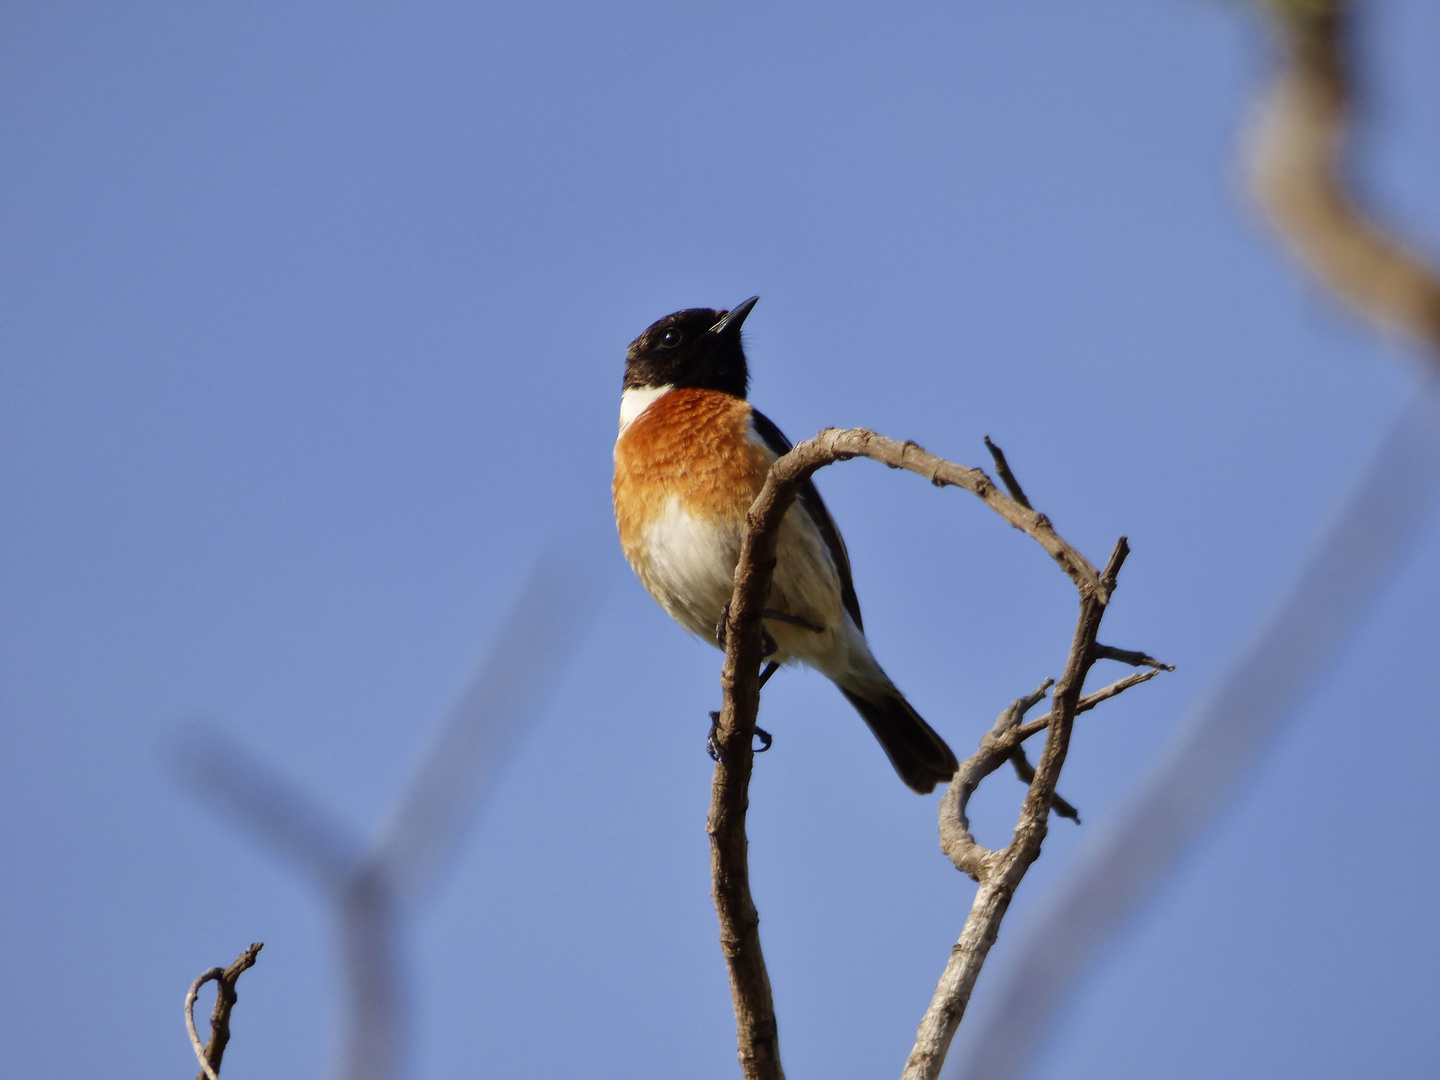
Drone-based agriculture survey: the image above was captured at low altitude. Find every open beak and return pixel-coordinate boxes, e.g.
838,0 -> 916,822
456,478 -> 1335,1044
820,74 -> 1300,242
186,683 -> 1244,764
707,295 -> 759,337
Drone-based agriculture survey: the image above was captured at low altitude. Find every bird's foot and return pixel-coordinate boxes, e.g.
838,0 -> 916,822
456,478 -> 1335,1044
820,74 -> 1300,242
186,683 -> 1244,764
707,711 -> 774,760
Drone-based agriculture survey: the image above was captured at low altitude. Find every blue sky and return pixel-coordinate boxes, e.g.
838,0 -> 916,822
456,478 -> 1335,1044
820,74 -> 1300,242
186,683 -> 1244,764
3,2 -> 1438,1078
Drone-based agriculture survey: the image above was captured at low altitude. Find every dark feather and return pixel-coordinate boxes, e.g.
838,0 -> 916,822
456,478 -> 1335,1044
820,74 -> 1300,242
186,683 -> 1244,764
748,408 -> 863,631
839,687 -> 958,794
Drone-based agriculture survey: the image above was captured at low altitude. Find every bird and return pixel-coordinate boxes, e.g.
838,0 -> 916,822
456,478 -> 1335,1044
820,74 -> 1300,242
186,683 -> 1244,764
611,296 -> 959,794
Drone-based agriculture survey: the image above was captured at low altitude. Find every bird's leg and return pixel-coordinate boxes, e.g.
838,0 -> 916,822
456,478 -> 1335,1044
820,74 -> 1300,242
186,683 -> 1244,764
718,605 -> 822,648
750,661 -> 778,751
758,661 -> 780,689
762,608 -> 824,633
707,661 -> 781,761
760,626 -> 778,660
709,606 -> 788,761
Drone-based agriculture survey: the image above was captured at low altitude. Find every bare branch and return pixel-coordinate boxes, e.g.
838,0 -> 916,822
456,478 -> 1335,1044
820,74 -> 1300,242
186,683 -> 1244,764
707,428 -> 1111,1080
186,972 -> 223,1080
1011,668 -> 1163,743
705,421 -> 1165,1080
185,943 -> 263,1080
901,538 -> 1134,1080
759,429 -> 1106,600
937,681 -> 1053,883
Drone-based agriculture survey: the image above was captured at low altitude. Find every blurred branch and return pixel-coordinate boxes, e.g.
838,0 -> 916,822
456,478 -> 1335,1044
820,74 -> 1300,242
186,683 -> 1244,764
185,943 -> 263,1080
709,428 -> 1165,1080
947,4 -> 1440,1076
174,728 -> 361,891
1249,0 -> 1440,370
175,556 -> 598,1080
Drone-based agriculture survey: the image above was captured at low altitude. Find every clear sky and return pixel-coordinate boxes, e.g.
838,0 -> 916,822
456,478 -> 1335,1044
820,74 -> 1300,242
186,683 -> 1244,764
2,2 -> 1437,1078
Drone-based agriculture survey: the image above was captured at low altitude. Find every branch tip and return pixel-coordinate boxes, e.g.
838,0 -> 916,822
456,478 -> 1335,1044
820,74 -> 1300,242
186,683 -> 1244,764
983,436 -> 1034,510
185,943 -> 263,1080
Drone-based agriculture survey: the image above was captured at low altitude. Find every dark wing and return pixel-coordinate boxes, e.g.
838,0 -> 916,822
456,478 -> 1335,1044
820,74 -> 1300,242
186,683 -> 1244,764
749,408 -> 863,631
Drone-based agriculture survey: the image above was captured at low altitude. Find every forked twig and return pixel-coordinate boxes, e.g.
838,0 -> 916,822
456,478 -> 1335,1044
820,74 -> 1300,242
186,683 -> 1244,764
185,943 -> 263,1080
900,540 -> 1142,1080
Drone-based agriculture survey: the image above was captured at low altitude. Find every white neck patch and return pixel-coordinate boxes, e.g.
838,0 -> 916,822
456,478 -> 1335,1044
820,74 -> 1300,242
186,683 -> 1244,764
619,385 -> 673,432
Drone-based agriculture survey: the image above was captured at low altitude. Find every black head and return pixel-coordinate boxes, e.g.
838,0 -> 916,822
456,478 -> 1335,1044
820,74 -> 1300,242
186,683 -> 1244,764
623,296 -> 759,399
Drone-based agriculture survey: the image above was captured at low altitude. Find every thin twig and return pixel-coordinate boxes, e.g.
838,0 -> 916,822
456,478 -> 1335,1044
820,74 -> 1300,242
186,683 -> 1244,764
1092,644 -> 1175,671
1011,669 -> 1162,743
1009,747 -> 1079,823
185,943 -> 263,1080
983,436 -> 1033,510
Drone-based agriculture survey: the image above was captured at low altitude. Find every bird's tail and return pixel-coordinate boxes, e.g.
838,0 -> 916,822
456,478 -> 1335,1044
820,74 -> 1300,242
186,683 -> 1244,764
839,683 -> 958,795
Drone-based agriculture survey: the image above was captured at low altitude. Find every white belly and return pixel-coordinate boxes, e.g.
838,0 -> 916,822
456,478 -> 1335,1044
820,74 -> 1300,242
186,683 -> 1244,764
632,497 -> 743,641
631,495 -> 866,679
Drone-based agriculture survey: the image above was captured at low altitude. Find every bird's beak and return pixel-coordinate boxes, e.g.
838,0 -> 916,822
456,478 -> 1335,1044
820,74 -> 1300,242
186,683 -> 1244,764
707,295 -> 759,337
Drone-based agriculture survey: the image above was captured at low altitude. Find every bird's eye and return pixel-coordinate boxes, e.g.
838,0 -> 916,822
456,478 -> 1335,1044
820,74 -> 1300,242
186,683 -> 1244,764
660,328 -> 682,348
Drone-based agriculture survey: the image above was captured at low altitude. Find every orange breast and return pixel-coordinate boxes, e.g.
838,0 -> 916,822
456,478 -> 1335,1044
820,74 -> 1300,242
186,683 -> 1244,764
612,388 -> 773,556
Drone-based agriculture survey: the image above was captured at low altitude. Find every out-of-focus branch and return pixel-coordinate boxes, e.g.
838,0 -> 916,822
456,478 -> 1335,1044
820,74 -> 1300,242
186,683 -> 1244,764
1249,0 -> 1440,370
708,429 -> 1164,1080
947,7 -> 1440,1075
175,556 -> 598,1080
185,943 -> 263,1080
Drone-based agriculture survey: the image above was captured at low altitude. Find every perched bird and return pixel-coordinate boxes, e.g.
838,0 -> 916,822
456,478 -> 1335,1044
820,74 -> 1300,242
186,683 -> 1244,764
612,296 -> 958,794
